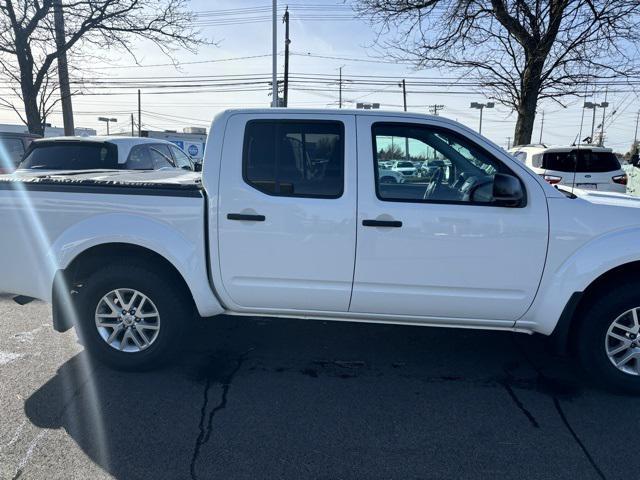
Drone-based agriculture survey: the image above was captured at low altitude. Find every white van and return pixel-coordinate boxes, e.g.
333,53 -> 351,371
509,144 -> 627,193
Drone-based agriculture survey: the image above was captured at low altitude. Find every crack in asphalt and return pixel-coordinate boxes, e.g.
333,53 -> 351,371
552,397 -> 606,480
501,380 -> 540,428
510,336 -> 607,480
189,351 -> 250,480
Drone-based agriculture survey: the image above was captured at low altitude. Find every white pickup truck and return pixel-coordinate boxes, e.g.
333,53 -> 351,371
2,109 -> 640,392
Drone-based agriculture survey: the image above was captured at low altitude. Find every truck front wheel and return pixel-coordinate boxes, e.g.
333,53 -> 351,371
75,263 -> 188,370
576,286 -> 640,394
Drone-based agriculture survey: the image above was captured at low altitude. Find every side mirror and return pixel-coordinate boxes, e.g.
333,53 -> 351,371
493,173 -> 524,206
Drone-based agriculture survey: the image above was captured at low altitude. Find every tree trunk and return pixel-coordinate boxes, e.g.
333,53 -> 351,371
513,60 -> 544,146
21,83 -> 43,136
14,35 -> 44,136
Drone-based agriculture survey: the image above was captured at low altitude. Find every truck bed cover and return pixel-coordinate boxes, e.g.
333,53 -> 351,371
0,170 -> 202,196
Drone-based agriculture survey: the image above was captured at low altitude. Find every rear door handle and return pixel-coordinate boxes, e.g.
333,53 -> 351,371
227,213 -> 266,222
362,219 -> 402,228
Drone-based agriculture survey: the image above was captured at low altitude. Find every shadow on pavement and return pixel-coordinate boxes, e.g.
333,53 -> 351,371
24,315 -> 617,480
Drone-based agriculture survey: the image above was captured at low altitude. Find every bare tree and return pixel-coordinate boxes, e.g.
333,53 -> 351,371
354,0 -> 640,145
0,0 -> 205,135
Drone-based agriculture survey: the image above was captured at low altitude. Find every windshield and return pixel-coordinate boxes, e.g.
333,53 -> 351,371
543,150 -> 620,173
397,161 -> 414,168
20,142 -> 118,170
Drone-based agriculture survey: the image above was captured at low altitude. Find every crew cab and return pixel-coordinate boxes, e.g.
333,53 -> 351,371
2,109 -> 640,392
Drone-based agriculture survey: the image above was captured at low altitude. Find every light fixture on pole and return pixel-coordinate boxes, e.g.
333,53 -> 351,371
583,101 -> 609,144
470,102 -> 494,134
356,103 -> 380,110
98,117 -> 117,135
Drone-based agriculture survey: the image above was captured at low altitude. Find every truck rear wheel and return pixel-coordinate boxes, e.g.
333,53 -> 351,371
576,285 -> 640,394
75,263 -> 188,370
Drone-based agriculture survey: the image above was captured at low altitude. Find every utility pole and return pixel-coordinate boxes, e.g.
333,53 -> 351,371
428,104 -> 444,116
282,7 -> 290,107
131,113 -> 134,136
338,66 -> 343,109
271,0 -> 278,107
634,110 -> 640,149
539,110 -> 544,144
506,137 -> 511,150
53,0 -> 74,136
400,79 -> 408,160
137,89 -> 141,137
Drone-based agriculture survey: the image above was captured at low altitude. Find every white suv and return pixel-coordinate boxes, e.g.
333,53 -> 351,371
509,144 -> 627,193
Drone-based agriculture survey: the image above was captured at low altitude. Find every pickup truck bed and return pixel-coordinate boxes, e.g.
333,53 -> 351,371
0,169 -> 221,321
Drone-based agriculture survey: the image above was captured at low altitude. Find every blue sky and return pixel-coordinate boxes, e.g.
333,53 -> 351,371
2,0 -> 638,152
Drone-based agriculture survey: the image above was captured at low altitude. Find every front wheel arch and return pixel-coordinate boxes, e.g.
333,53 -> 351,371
555,261 -> 640,355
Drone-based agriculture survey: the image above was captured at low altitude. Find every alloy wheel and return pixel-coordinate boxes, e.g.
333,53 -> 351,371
94,288 -> 161,353
605,307 -> 640,375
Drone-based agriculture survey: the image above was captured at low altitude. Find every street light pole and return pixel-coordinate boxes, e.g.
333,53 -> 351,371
470,102 -> 494,135
599,88 -> 609,146
583,101 -> 609,144
98,117 -> 117,135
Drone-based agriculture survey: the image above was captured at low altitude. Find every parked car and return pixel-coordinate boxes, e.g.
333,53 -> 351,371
5,108 -> 640,393
0,132 -> 39,174
18,136 -> 197,172
509,144 -> 626,192
389,160 -> 417,176
378,168 -> 406,184
418,158 -> 450,181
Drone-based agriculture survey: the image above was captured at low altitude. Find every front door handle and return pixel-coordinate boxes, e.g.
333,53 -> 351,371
362,219 -> 402,228
227,213 -> 266,222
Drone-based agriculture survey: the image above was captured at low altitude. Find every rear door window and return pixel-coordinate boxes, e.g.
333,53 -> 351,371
169,145 -> 193,170
543,150 -> 621,172
125,145 -> 154,169
20,142 -> 117,170
149,144 -> 175,169
243,120 -> 344,198
0,138 -> 26,168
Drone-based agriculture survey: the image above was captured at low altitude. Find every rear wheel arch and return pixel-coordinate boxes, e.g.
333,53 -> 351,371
53,243 -> 196,332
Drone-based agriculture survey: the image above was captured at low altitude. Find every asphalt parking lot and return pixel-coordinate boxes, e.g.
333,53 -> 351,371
1,295 -> 638,480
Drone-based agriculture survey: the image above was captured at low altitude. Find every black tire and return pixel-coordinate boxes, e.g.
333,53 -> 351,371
576,284 -> 640,394
75,262 -> 189,371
